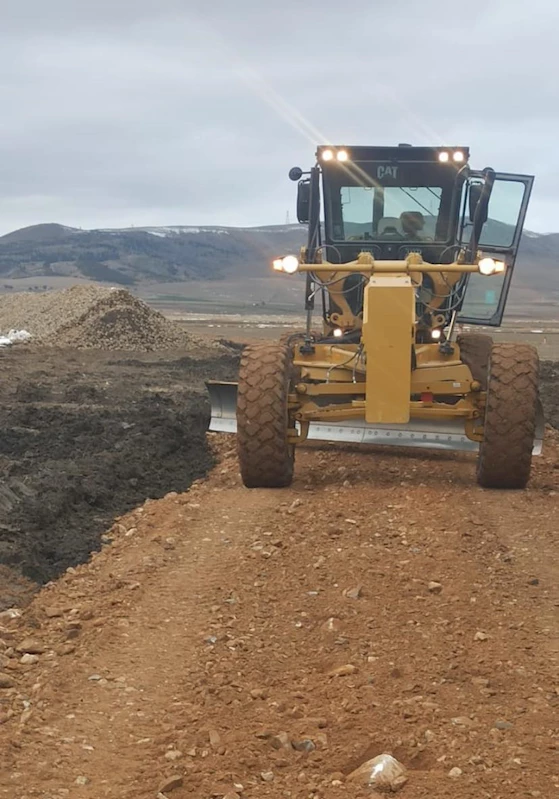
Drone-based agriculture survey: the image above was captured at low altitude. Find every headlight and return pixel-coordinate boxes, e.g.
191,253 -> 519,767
282,255 -> 299,274
272,255 -> 299,274
479,257 -> 506,276
431,329 -> 442,340
438,151 -> 450,162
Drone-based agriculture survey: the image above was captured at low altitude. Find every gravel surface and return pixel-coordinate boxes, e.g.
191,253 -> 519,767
0,286 -> 200,351
0,434 -> 557,798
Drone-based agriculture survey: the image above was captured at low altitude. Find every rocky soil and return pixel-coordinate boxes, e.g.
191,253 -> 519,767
0,431 -> 557,798
0,286 -> 214,352
0,315 -> 557,797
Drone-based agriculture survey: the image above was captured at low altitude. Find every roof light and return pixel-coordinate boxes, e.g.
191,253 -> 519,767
322,149 -> 334,161
336,149 -> 349,162
453,150 -> 465,163
479,257 -> 506,276
438,151 -> 450,163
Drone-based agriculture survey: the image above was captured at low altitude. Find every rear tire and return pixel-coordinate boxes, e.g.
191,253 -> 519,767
477,343 -> 539,489
237,343 -> 295,488
457,333 -> 493,388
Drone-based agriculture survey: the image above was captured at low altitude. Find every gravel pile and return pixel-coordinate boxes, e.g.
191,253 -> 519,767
0,285 -> 199,352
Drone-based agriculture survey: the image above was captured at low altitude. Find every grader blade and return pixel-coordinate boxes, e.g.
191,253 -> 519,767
206,381 -> 238,433
207,381 -> 545,455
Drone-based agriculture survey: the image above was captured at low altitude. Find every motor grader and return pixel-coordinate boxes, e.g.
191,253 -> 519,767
208,144 -> 543,489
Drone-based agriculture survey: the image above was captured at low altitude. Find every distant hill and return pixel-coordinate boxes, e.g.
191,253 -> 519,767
0,222 -> 557,315
0,223 -> 307,286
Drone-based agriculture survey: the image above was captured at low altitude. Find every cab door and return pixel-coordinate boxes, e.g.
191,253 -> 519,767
457,172 -> 534,326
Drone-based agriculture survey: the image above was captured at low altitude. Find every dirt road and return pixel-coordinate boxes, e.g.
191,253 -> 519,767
0,433 -> 557,799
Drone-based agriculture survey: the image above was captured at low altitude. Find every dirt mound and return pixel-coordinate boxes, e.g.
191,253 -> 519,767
0,285 -> 200,352
0,347 -> 239,607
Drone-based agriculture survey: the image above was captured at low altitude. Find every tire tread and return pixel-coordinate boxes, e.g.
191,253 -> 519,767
477,343 -> 539,489
236,343 -> 294,488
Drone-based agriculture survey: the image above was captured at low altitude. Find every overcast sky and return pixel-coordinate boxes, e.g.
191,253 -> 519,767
0,0 -> 557,234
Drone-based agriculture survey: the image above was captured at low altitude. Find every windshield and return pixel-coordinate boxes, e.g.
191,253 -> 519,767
325,162 -> 457,243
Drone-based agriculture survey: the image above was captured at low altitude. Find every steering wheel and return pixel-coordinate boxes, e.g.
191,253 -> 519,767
378,228 -> 404,240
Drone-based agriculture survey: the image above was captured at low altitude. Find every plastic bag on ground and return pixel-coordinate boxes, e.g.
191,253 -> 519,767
0,329 -> 32,347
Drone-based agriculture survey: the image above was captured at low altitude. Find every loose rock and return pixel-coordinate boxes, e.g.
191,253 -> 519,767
44,607 -> 65,618
0,673 -> 15,689
347,754 -> 408,791
495,720 -> 514,730
292,739 -> 316,753
20,654 -> 40,665
209,729 -> 222,750
448,767 -> 463,778
270,732 -> 291,750
158,775 -> 184,793
164,750 -> 183,761
16,639 -> 46,655
328,664 -> 357,677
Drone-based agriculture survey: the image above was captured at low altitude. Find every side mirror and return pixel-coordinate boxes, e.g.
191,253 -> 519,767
289,166 -> 303,182
296,180 -> 310,224
469,183 -> 483,221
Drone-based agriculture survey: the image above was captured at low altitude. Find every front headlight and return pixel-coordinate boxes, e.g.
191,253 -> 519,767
281,255 -> 299,274
272,255 -> 299,274
479,257 -> 506,276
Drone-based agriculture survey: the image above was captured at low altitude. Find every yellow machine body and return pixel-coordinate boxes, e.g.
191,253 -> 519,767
207,254 -> 544,460
207,252 -> 535,453
362,274 -> 414,424
274,252 -> 488,446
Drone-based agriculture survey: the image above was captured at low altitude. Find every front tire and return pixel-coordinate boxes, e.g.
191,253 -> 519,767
236,343 -> 295,488
477,343 -> 539,489
457,333 -> 493,388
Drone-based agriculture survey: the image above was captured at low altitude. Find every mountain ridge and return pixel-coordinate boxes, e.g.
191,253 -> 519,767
0,222 -> 557,314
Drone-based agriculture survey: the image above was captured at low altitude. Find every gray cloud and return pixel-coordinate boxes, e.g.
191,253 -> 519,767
0,0 -> 557,234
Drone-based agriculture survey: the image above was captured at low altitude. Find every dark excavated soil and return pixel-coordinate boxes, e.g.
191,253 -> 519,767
0,346 -> 239,608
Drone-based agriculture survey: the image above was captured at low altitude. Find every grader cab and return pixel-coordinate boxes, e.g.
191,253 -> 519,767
208,144 -> 543,489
